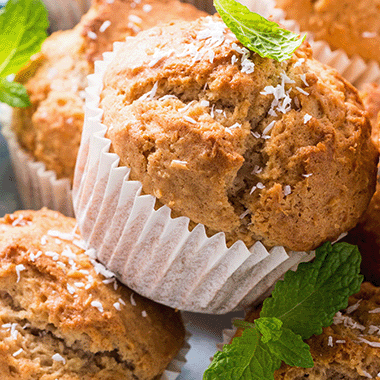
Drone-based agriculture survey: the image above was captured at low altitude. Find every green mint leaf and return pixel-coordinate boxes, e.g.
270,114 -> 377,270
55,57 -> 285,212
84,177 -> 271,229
261,242 -> 363,339
213,0 -> 305,62
203,327 -> 281,380
0,0 -> 49,78
0,77 -> 30,107
255,317 -> 282,344
266,326 -> 313,368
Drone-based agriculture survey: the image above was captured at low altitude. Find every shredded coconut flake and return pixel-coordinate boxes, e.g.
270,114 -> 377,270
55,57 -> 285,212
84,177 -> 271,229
99,20 -> 111,33
302,173 -> 313,178
74,282 -> 84,288
252,165 -> 262,175
336,340 -> 346,344
184,115 -> 197,124
119,298 -> 126,306
114,302 -> 121,311
294,58 -> 305,68
130,294 -> 136,306
139,81 -> 158,101
369,308 -> 380,314
10,323 -> 18,340
12,348 -> 23,357
148,48 -> 174,67
251,131 -> 261,139
91,301 -> 104,313
249,186 -> 257,195
87,31 -> 97,40
346,299 -> 361,314
262,120 -> 276,136
142,310 -> 147,317
48,230 -> 74,241
52,353 -> 66,364
283,185 -> 291,196
362,31 -> 377,38
143,4 -> 152,12
128,14 -> 142,24
300,73 -> 309,86
15,264 -> 25,283
200,100 -> 210,107
368,325 -> 380,335
239,209 -> 250,219
328,336 -> 333,347
67,284 -> 75,295
296,86 -> 309,96
303,113 -> 312,124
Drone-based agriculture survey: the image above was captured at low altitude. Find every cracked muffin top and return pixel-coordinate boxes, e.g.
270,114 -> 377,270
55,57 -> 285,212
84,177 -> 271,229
99,15 -> 378,252
11,0 -> 206,182
235,282 -> 380,380
0,209 -> 185,380
274,0 -> 380,63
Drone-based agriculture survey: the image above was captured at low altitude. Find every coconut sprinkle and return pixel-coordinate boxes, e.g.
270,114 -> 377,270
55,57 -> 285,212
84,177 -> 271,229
335,340 -> 346,344
302,173 -> 313,178
327,336 -> 333,347
87,31 -> 97,40
99,20 -> 111,33
296,86 -> 309,96
148,48 -> 174,67
294,58 -> 305,67
184,116 -> 197,124
130,294 -> 136,306
10,323 -> 18,340
119,298 -> 126,306
252,165 -> 262,175
262,120 -> 276,137
283,185 -> 291,196
300,74 -> 309,87
362,31 -> 377,38
12,348 -> 23,357
142,311 -> 147,318
250,186 -> 257,195
139,81 -> 158,101
143,4 -> 152,12
346,299 -> 361,314
369,308 -> 380,314
114,302 -> 121,311
67,284 -> 75,295
52,353 -> 66,364
47,230 -> 74,241
303,113 -> 312,124
91,301 -> 104,313
200,100 -> 210,107
15,264 -> 25,283
239,209 -> 250,219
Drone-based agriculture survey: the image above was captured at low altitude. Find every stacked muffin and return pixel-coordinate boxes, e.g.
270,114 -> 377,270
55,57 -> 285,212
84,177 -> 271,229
6,0 -> 206,215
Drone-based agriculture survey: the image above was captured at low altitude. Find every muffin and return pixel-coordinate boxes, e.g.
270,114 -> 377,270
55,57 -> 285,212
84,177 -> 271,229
241,0 -> 380,90
6,0 -> 206,215
273,0 -> 380,64
0,208 -> 186,380
233,282 -> 380,379
73,15 -> 378,312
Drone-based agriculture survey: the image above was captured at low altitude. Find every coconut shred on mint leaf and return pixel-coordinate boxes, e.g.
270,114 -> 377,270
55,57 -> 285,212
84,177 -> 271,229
0,0 -> 49,107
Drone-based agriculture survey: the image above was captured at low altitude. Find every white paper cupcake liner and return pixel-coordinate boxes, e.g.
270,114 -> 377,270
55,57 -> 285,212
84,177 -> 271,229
72,42 -> 315,314
161,330 -> 191,380
1,121 -> 74,217
244,0 -> 380,90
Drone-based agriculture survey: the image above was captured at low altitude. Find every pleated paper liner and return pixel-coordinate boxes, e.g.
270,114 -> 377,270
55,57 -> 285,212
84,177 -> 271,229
72,42 -> 315,314
243,0 -> 380,90
1,123 -> 74,217
161,330 -> 191,380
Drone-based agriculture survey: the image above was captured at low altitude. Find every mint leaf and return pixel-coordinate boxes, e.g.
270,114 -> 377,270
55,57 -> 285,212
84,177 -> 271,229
203,327 -> 281,380
0,77 -> 30,107
266,327 -> 313,368
255,317 -> 282,344
261,242 -> 363,339
213,0 -> 305,62
0,0 -> 48,78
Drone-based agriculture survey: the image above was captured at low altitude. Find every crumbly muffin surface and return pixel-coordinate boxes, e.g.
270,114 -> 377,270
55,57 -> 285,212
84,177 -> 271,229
12,0 -> 205,181
238,282 -> 380,380
0,209 -> 185,380
275,0 -> 380,63
100,16 -> 378,251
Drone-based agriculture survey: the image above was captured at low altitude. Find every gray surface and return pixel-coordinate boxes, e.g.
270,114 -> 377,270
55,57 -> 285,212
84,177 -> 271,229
0,131 -> 244,380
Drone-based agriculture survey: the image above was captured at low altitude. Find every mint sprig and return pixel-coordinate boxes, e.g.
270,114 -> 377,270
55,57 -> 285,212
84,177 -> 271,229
203,242 -> 363,380
213,0 -> 305,62
0,0 -> 49,108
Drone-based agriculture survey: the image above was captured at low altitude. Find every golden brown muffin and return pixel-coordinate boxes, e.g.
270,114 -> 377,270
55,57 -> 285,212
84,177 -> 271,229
99,15 -> 378,252
0,209 -> 185,380
11,0 -> 206,182
361,83 -> 380,148
235,282 -> 380,380
274,0 -> 380,63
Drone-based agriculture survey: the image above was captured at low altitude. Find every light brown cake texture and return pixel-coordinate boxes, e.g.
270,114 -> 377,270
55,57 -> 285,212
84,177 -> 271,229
0,209 -> 185,380
274,0 -> 380,63
11,0 -> 206,182
235,282 -> 380,380
99,15 -> 378,252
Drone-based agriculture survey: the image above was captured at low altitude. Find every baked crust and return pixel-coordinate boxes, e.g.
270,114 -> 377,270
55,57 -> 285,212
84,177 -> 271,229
275,0 -> 380,63
100,16 -> 378,251
0,209 -> 185,380
11,0 -> 206,182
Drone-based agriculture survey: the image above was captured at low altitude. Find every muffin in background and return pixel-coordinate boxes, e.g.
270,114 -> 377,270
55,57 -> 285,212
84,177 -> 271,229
273,0 -> 380,64
0,208 -> 186,380
73,15 -> 378,313
6,0 -> 206,215
232,282 -> 380,380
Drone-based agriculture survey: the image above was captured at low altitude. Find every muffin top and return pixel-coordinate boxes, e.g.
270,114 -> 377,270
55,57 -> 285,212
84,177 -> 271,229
274,0 -> 380,63
236,282 -> 380,380
100,15 -> 378,251
12,0 -> 206,182
0,209 -> 185,380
